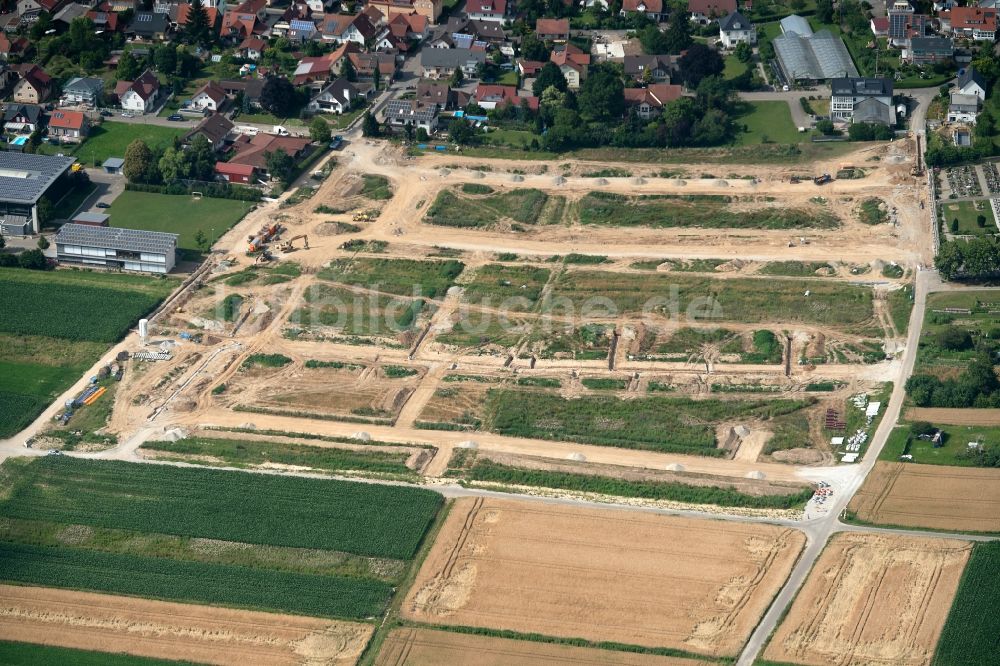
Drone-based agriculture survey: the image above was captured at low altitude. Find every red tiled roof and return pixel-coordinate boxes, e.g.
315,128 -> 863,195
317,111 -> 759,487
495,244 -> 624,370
175,4 -> 220,26
193,80 -> 227,104
947,6 -> 997,32
687,0 -> 736,15
535,18 -> 569,35
871,16 -> 889,31
238,36 -> 267,51
623,83 -> 683,108
48,109 -> 85,129
215,161 -> 256,176
517,59 -> 545,75
623,0 -> 663,12
550,43 -> 590,69
229,133 -> 311,169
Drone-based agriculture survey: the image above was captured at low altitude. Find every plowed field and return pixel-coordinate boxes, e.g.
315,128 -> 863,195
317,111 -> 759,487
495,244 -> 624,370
848,462 -> 1000,533
401,498 -> 804,657
0,585 -> 372,666
376,628 -> 720,665
764,533 -> 970,666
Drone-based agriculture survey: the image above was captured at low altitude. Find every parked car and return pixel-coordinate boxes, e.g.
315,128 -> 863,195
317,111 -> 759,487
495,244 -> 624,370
120,112 -> 133,118
167,114 -> 184,121
96,202 -> 111,209
100,110 -> 112,117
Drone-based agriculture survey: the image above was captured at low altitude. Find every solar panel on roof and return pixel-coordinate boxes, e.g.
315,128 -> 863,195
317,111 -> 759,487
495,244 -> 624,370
55,224 -> 178,255
0,152 -> 75,204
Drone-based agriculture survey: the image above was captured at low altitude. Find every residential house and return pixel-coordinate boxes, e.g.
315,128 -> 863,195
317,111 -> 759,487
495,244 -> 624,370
219,78 -> 265,107
688,0 -> 736,23
2,103 -> 42,133
719,11 -> 755,47
428,17 -> 504,47
293,44 -> 358,86
887,0 -> 914,43
60,76 -> 104,107
169,3 -> 221,32
215,161 -> 258,184
47,109 -> 88,143
382,98 -> 438,133
830,77 -> 895,125
0,34 -> 29,60
127,11 -> 170,40
550,43 -> 589,89
366,0 -> 442,24
220,0 -> 267,42
347,52 -> 396,82
419,47 -> 487,78
957,66 -> 986,101
227,133 -> 312,175
623,54 -> 672,83
623,83 -> 683,119
307,77 -> 358,114
53,2 -> 90,28
870,16 -> 889,36
184,113 -> 234,151
191,80 -> 228,112
942,6 -> 997,41
462,0 -> 506,23
17,0 -> 69,24
319,13 -> 379,45
236,36 -> 267,60
905,36 -> 952,64
472,83 -> 538,110
87,10 -> 122,33
376,12 -> 429,51
620,0 -> 665,22
535,18 -> 569,41
115,69 -> 161,113
11,64 -> 51,104
517,59 -> 545,77
948,92 -> 980,123
416,80 -> 453,109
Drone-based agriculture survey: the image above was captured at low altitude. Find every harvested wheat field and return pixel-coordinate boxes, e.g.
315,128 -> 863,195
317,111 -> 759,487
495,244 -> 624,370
401,497 -> 805,657
905,407 -> 1000,425
376,627 -> 721,666
764,533 -> 971,666
849,462 -> 1000,533
0,584 -> 372,666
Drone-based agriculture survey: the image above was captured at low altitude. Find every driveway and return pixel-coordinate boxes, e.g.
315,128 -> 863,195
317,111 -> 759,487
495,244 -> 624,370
739,88 -> 831,128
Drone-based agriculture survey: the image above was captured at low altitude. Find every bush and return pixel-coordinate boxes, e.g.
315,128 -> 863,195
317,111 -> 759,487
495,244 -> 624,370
935,326 -> 973,351
909,421 -> 936,437
125,182 -> 261,202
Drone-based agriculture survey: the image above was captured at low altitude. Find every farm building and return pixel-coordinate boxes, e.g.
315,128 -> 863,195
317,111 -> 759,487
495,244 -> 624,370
0,151 -> 76,235
55,223 -> 178,273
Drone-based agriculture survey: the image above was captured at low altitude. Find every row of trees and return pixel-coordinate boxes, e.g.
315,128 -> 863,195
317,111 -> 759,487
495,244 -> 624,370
906,352 -> 1000,408
935,237 -> 1000,280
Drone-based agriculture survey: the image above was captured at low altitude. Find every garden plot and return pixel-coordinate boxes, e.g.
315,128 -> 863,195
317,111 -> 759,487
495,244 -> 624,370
430,313 -> 533,354
287,283 -> 435,347
548,271 -> 875,330
628,325 -> 782,364
425,186 -> 566,228
523,323 -> 614,360
575,192 -> 839,229
415,376 -> 499,431
225,360 -> 422,425
318,257 -> 465,299
402,498 -> 804,657
459,263 -> 552,311
764,533 -> 971,666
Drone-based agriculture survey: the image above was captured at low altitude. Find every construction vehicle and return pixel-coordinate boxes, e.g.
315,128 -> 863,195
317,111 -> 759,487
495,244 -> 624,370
790,175 -> 800,184
247,222 -> 281,252
254,249 -> 274,263
352,210 -> 377,222
813,173 -> 833,185
279,235 -> 309,252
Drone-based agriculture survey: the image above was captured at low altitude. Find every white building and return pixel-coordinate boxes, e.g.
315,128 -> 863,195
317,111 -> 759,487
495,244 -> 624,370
719,11 -> 755,47
55,224 -> 178,274
830,77 -> 895,125
948,93 -> 980,124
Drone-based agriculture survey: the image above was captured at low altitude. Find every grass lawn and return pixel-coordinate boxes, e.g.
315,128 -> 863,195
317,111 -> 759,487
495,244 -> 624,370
483,128 -> 535,148
732,101 -> 803,145
879,424 -> 1000,466
498,70 -> 519,86
322,107 -> 365,130
723,54 -> 749,80
72,122 -> 186,167
234,112 -> 306,128
107,191 -> 255,254
942,200 -> 997,235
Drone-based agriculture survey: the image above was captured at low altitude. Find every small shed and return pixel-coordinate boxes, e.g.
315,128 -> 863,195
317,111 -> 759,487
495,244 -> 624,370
102,157 -> 125,174
72,211 -> 109,227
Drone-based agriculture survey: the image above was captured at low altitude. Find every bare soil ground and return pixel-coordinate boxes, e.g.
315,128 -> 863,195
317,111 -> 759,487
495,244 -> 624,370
401,497 -> 804,657
0,584 -> 372,666
904,407 -> 1000,425
376,627 -> 718,666
763,533 -> 971,666
848,462 -> 1000,533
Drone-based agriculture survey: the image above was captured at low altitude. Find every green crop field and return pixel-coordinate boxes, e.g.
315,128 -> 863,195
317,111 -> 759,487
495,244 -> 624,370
0,641 -> 191,666
933,542 -> 1000,665
141,436 -> 414,476
108,191 -> 255,254
0,457 -> 441,559
482,390 -> 811,454
550,271 -> 874,329
319,257 -> 464,299
0,268 -> 176,438
425,187 -> 565,227
462,264 -> 551,311
0,541 -> 390,619
576,192 -> 837,229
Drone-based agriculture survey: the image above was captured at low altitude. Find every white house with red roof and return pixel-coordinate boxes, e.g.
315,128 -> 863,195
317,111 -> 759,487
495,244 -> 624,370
620,0 -> 665,22
688,0 -> 736,23
115,69 -> 161,113
48,110 -> 89,143
191,80 -> 228,112
463,0 -> 506,23
623,83 -> 683,119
